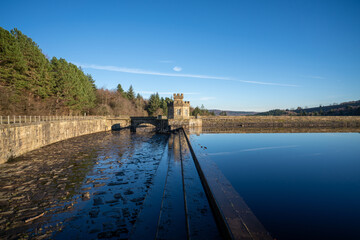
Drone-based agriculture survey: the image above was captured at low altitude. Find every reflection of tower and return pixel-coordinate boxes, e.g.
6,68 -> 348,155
173,133 -> 181,162
167,93 -> 190,119
180,132 -> 190,155
168,133 -> 174,149
189,127 -> 202,136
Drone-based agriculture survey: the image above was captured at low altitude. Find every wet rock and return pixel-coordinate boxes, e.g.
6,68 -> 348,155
105,199 -> 119,204
116,227 -> 129,234
93,191 -> 106,195
94,177 -> 108,181
102,210 -> 121,218
85,178 -> 94,184
93,183 -> 106,188
98,231 -> 115,239
107,182 -> 123,186
57,183 -> 66,190
113,193 -> 123,199
124,189 -> 134,195
115,218 -> 126,227
0,210 -> 14,216
130,197 -> 145,203
122,208 -> 130,218
103,222 -> 114,230
0,199 -> 9,207
12,195 -> 25,201
81,192 -> 90,200
115,172 -> 125,176
89,208 -> 100,218
89,228 -> 101,234
93,197 -> 104,206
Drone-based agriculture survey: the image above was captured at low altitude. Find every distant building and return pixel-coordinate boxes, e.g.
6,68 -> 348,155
167,93 -> 190,119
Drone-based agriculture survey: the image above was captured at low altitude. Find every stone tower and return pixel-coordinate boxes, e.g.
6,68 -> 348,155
167,93 -> 190,119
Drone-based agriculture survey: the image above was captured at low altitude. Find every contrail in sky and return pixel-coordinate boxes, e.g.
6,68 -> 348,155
77,63 -> 299,87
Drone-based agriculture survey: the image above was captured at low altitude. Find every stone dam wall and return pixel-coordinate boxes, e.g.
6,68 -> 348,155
1,115 -> 360,164
0,118 -> 131,164
201,116 -> 360,129
168,118 -> 202,130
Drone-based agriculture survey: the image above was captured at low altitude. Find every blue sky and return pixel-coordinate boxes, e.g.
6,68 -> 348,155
1,0 -> 359,111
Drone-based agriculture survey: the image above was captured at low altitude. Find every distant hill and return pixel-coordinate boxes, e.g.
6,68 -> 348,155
210,109 -> 258,116
257,100 -> 360,116
293,100 -> 360,115
256,109 -> 296,116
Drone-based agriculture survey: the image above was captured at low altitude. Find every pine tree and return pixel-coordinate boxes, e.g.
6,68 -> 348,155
117,84 -> 124,94
160,97 -> 168,116
147,93 -> 161,116
0,27 -> 27,88
11,28 -> 53,98
126,85 -> 135,100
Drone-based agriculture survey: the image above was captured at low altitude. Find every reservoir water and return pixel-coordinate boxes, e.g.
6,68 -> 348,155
190,132 -> 360,240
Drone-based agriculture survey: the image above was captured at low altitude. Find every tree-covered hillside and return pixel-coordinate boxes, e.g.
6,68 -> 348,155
257,101 -> 360,116
0,27 -> 149,116
0,27 -> 97,115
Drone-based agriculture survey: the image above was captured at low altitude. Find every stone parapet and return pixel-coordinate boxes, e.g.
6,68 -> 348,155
0,118 -> 120,164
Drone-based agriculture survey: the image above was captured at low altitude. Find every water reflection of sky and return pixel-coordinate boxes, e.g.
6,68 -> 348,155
206,145 -> 299,156
191,133 -> 360,240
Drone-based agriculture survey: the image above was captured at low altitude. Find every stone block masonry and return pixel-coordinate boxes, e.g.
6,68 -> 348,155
0,118 -> 121,164
201,116 -> 360,129
168,118 -> 202,130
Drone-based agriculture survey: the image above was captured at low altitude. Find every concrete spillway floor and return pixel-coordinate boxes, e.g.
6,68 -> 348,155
0,130 -> 222,239
131,131 -> 221,240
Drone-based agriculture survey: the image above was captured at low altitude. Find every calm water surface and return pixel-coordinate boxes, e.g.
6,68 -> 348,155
191,132 -> 360,240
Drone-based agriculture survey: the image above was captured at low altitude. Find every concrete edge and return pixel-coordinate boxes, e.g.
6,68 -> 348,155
180,128 -> 234,239
181,128 -> 273,240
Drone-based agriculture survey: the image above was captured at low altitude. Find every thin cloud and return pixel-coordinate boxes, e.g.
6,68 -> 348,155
200,97 -> 216,101
77,63 -> 299,87
206,145 -> 299,156
173,66 -> 182,72
138,91 -> 199,95
307,75 -> 325,80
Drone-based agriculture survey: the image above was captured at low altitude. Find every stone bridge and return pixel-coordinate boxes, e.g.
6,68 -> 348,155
130,117 -> 169,132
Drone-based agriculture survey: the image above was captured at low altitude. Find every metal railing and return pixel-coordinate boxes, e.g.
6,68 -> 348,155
0,115 -> 105,125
